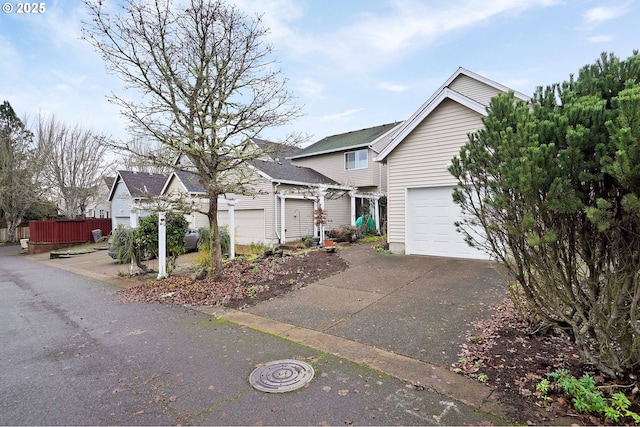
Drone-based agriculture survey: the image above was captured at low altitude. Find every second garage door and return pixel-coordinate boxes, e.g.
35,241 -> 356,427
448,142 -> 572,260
406,186 -> 487,259
218,209 -> 265,245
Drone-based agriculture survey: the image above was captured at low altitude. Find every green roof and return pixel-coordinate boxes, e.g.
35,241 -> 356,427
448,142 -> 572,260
293,122 -> 401,158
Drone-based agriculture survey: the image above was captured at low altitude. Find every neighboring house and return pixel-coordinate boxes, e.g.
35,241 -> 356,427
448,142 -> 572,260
108,171 -> 168,230
374,67 -> 530,259
162,170 -> 211,230
164,144 -> 350,245
86,176 -> 114,219
290,122 -> 403,231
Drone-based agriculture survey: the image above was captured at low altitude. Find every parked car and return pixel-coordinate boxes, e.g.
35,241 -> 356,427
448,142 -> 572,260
108,229 -> 199,260
184,229 -> 199,252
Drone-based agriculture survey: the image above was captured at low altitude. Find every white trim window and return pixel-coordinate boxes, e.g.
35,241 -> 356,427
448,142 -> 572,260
345,149 -> 368,170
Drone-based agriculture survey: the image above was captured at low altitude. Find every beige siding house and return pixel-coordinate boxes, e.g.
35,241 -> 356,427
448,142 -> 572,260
375,68 -> 529,259
291,122 -> 402,231
86,176 -> 114,219
162,153 -> 350,246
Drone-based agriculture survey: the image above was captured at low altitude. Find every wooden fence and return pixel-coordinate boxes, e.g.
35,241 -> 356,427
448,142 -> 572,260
29,219 -> 112,243
0,226 -> 30,242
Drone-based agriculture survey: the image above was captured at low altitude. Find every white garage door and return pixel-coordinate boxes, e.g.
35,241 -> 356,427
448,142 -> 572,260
406,187 -> 487,259
218,209 -> 265,245
114,216 -> 130,227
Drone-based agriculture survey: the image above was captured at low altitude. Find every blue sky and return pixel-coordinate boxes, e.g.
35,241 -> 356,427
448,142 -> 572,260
1,0 -> 638,147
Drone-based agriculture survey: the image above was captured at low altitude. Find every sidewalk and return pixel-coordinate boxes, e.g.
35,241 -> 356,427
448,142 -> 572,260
25,242 -> 512,420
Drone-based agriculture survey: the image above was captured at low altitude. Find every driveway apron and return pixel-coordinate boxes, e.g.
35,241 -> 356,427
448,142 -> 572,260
241,244 -> 508,369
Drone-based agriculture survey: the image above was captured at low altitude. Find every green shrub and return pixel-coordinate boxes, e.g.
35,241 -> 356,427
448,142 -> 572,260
110,212 -> 189,274
111,224 -> 140,265
195,225 -> 230,271
337,224 -> 361,243
219,225 -> 230,255
539,369 -> 640,423
302,235 -> 315,248
137,212 -> 189,273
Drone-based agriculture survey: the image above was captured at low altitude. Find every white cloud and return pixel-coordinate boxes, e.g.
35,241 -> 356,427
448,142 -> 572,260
234,0 -> 307,45
246,0 -> 565,72
583,6 -> 625,24
587,34 -> 614,43
319,108 -> 363,122
377,81 -> 409,93
296,77 -> 325,99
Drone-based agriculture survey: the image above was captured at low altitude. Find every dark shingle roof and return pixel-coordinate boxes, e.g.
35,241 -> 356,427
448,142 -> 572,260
252,138 -> 302,161
252,159 -> 337,185
292,122 -> 402,158
103,176 -> 115,190
118,170 -> 167,198
175,171 -> 205,194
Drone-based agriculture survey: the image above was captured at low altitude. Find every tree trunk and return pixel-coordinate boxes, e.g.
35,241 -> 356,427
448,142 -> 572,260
5,214 -> 22,243
208,190 -> 224,280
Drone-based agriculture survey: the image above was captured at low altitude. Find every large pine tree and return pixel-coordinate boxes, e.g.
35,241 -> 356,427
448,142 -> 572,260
450,52 -> 640,377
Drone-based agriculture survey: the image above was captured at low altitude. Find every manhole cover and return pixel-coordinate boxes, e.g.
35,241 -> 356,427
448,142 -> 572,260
249,359 -> 315,393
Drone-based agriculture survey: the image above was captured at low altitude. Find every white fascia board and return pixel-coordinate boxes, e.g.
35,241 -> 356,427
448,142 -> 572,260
368,123 -> 404,154
375,88 -> 487,162
107,173 -> 121,202
453,67 -> 530,101
108,172 -> 131,202
273,178 -> 353,191
160,172 -> 179,195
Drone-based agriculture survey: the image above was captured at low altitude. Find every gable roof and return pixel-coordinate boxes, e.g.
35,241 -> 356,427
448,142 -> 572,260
163,161 -> 339,196
251,159 -> 338,186
251,138 -> 302,161
292,122 -> 403,159
103,176 -> 115,190
162,170 -> 206,196
108,170 -> 168,201
375,67 -> 530,162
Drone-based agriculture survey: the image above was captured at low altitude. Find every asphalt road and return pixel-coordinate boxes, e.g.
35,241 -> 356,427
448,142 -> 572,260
0,245 -> 506,425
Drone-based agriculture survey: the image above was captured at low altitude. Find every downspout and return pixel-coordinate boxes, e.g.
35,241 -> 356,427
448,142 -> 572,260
274,182 -> 281,243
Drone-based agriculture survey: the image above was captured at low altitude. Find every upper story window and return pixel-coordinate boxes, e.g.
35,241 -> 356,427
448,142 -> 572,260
345,149 -> 368,170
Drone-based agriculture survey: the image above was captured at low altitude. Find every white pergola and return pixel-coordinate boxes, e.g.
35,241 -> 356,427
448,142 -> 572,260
276,184 -> 381,244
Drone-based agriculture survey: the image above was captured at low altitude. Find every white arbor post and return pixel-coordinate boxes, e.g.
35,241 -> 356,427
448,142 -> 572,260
227,200 -> 236,259
313,200 -> 319,238
318,188 -> 326,244
157,212 -> 166,279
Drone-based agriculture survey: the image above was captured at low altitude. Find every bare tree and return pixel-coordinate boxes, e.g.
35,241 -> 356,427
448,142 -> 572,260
115,136 -> 174,174
83,0 -> 303,278
37,115 -> 109,218
0,101 -> 51,242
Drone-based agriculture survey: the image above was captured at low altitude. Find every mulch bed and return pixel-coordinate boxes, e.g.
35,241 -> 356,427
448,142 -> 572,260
451,299 -> 640,425
117,248 -> 348,309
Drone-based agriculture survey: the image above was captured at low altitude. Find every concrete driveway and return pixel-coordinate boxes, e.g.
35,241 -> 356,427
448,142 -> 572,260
235,243 -> 508,369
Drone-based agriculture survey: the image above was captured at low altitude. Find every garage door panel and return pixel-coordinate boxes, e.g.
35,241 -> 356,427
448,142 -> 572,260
407,187 -> 487,259
218,209 -> 265,245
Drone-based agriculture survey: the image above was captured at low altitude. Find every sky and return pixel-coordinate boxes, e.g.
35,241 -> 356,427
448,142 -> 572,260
1,0 -> 638,148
